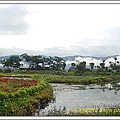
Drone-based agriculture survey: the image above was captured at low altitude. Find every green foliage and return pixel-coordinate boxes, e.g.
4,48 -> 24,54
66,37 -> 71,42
0,54 -> 67,71
49,56 -> 66,70
99,62 -> 105,69
1,55 -> 22,70
71,63 -> 76,67
0,91 -> 8,100
0,77 -> 53,116
76,61 -> 86,72
89,62 -> 94,70
0,71 -> 120,116
42,74 -> 112,85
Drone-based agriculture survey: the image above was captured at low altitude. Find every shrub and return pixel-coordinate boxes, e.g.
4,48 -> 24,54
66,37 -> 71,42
0,77 -> 53,116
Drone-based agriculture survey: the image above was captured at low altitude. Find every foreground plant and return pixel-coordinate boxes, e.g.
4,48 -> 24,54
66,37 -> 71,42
0,77 -> 53,116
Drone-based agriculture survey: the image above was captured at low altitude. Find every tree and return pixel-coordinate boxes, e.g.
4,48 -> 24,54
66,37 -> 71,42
99,62 -> 105,69
76,61 -> 86,72
49,56 -> 66,70
20,53 -> 31,68
1,55 -> 22,70
115,57 -> 117,63
71,63 -> 76,68
62,62 -> 66,71
96,65 -> 101,70
21,54 -> 44,69
99,60 -> 106,70
30,55 -> 43,69
109,62 -> 120,71
89,62 -> 94,71
1,59 -> 10,69
109,58 -> 120,71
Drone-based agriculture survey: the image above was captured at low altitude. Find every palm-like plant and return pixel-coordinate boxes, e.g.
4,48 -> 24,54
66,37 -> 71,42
89,62 -> 94,71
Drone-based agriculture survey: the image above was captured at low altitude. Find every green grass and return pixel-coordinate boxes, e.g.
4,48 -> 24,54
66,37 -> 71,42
1,70 -> 120,85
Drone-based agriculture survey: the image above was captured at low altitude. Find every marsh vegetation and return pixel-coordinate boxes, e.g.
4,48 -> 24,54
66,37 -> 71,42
0,54 -> 120,116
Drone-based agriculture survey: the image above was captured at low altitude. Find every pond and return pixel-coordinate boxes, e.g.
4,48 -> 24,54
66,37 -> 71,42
35,82 -> 120,116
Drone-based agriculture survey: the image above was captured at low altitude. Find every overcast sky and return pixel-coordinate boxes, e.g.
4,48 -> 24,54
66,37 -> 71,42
0,4 -> 120,57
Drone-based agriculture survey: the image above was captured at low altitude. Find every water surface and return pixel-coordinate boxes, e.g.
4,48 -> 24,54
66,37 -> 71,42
36,83 -> 120,116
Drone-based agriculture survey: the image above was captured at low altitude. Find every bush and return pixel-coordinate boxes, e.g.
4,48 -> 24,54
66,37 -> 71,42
0,78 -> 53,116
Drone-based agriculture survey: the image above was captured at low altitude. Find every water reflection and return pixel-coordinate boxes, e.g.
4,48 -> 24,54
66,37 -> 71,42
36,82 -> 120,116
55,82 -> 119,105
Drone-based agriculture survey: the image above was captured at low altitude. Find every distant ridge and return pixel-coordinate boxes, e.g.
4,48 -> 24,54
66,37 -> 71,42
0,54 -> 119,61
0,55 -> 11,60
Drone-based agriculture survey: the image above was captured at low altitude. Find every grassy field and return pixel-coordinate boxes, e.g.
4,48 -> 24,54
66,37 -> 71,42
3,69 -> 120,85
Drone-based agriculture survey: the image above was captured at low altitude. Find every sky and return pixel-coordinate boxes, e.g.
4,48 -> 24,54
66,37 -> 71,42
0,4 -> 120,57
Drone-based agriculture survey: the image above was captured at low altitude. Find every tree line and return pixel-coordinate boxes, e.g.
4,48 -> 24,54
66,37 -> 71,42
0,53 -> 120,72
69,57 -> 120,72
0,53 -> 66,71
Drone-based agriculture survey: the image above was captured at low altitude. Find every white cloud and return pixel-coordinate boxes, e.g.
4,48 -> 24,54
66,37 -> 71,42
0,4 -> 120,57
0,5 -> 30,35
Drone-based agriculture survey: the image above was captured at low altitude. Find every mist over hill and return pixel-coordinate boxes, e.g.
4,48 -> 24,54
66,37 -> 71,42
0,54 -> 120,71
62,55 -> 119,61
63,55 -> 120,71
